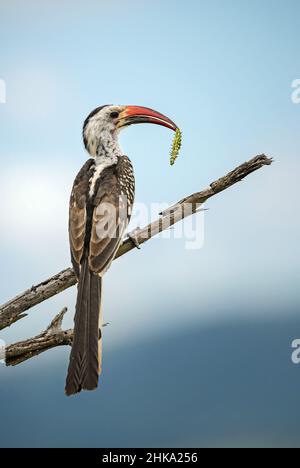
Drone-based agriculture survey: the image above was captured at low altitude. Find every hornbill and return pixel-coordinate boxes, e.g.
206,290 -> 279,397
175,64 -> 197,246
65,105 -> 178,396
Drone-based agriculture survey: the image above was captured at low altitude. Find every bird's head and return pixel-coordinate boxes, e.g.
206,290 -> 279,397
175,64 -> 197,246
83,104 -> 178,157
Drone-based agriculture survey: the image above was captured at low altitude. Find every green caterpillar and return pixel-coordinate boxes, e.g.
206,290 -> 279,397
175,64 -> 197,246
170,128 -> 182,166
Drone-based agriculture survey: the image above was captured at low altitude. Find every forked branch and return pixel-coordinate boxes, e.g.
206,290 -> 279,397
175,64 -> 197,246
1,154 -> 273,365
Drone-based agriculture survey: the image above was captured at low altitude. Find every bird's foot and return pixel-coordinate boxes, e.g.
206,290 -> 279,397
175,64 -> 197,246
127,228 -> 141,249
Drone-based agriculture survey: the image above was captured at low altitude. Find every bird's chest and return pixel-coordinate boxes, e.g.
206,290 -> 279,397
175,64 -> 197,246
86,157 -> 135,210
88,159 -> 115,198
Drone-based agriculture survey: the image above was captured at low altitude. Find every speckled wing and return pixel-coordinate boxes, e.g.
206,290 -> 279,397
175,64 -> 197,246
69,160 -> 94,279
89,157 -> 135,275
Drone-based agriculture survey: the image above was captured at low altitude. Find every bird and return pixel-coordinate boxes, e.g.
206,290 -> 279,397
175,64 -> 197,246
65,105 -> 178,396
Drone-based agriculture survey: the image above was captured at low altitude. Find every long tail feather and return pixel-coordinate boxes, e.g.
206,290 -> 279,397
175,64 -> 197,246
65,258 -> 102,396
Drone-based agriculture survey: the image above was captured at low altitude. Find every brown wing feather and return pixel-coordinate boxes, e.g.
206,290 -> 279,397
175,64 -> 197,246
69,160 -> 94,278
89,172 -> 129,274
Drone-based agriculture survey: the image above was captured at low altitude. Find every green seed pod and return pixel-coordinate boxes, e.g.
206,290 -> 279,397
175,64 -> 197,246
170,128 -> 182,166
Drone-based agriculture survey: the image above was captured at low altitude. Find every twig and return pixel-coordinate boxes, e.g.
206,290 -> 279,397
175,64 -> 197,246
5,309 -> 109,366
0,154 -> 273,332
5,308 -> 73,366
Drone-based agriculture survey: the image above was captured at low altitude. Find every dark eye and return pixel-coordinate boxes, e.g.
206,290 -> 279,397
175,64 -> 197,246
110,111 -> 119,119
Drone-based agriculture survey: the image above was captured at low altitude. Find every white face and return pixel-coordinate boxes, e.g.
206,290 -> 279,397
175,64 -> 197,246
83,105 -> 125,156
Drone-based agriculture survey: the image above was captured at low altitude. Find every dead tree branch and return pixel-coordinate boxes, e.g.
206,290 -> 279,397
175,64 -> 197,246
5,309 -> 109,366
0,270 -> 76,331
0,154 -> 273,334
5,308 -> 73,366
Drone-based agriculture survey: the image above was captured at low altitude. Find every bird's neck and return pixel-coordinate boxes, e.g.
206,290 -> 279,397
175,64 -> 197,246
88,131 -> 122,198
94,129 -> 122,167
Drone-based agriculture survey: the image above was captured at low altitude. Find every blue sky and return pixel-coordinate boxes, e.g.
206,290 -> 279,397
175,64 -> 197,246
0,0 -> 300,447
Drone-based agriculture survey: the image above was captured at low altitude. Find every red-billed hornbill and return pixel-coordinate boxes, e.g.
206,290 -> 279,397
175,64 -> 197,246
65,105 -> 178,396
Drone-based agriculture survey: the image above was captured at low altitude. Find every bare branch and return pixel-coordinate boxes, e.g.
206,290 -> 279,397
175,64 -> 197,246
0,154 -> 273,332
5,309 -> 109,367
0,270 -> 76,331
5,308 -> 73,366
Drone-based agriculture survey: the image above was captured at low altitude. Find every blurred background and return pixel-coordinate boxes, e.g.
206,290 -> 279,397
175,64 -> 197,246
0,0 -> 300,448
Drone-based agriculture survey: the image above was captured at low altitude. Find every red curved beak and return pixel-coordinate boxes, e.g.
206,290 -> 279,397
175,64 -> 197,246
117,105 -> 178,132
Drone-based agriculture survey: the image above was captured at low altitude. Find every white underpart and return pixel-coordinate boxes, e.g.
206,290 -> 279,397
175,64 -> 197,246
87,124 -> 123,198
89,157 -> 115,197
